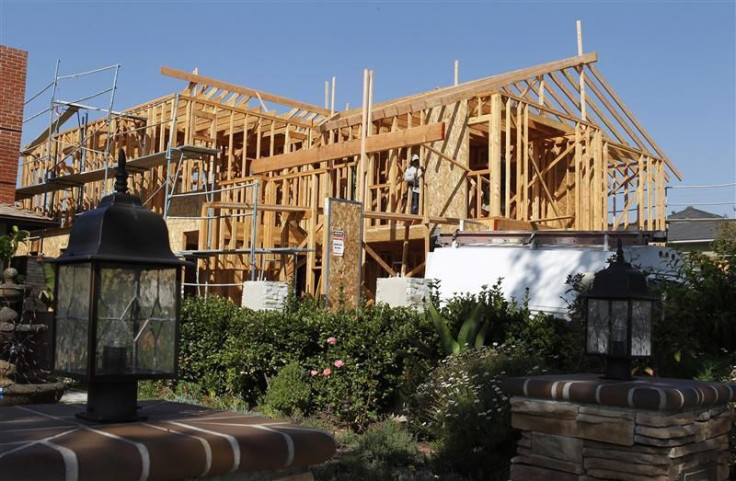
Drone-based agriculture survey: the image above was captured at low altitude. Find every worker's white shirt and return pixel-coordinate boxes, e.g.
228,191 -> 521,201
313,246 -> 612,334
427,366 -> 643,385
404,166 -> 422,193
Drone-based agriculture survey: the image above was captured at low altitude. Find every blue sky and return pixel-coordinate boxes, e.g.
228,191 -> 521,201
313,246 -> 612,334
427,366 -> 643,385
1,0 -> 734,215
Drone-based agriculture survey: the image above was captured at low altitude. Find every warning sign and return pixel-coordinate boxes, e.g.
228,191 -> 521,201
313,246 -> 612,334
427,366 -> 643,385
332,230 -> 345,257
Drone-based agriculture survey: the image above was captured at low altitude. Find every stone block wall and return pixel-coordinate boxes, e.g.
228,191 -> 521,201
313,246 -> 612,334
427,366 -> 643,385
509,398 -> 731,480
375,277 -> 431,308
241,281 -> 289,311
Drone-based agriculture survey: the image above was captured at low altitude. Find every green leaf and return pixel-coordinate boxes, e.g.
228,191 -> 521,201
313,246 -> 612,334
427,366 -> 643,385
457,305 -> 482,351
474,320 -> 490,349
428,300 -> 455,355
674,350 -> 681,363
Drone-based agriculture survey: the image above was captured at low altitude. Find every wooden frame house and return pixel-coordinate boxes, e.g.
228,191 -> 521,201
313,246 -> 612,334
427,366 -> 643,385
17,51 -> 679,301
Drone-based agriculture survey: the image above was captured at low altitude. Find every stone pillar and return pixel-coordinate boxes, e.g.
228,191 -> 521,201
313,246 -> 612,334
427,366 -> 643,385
501,374 -> 735,480
375,277 -> 431,308
241,281 -> 289,311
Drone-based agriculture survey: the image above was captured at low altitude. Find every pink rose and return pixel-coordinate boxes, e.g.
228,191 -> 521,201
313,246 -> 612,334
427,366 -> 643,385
323,368 -> 332,377
310,370 -> 318,377
333,360 -> 345,368
327,337 -> 337,345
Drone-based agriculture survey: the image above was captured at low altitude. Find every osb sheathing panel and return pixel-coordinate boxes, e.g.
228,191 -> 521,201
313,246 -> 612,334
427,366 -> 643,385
325,199 -> 362,309
425,99 -> 468,231
166,218 -> 199,252
39,232 -> 69,258
167,195 -> 205,218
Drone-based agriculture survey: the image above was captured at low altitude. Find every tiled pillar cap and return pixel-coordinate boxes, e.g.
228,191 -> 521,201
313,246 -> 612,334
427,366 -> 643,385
501,373 -> 736,412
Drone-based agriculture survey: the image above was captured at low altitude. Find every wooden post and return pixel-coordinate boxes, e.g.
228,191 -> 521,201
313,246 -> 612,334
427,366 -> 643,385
358,69 -> 369,202
576,20 -> 587,121
516,102 -> 523,221
331,76 -> 336,116
504,98 -> 511,217
522,104 -> 529,221
646,155 -> 652,230
538,76 -> 545,106
574,124 -> 582,229
489,93 -> 502,216
637,155 -> 644,229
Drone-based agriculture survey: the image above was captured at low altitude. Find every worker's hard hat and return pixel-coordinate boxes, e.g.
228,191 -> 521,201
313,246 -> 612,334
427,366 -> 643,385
411,154 -> 420,162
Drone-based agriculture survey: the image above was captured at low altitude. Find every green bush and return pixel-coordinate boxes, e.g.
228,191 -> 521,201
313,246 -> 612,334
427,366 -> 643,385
179,295 -> 241,397
261,361 -> 312,417
178,295 -> 440,430
432,281 -> 527,345
406,346 -> 543,480
340,421 -> 423,481
650,225 -> 736,379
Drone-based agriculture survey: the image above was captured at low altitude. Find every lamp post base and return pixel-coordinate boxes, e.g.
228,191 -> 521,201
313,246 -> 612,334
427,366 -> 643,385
602,357 -> 632,381
76,380 -> 146,423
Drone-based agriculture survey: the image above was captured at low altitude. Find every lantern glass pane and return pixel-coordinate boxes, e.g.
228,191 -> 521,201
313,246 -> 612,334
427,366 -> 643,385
610,300 -> 629,357
96,266 -> 177,376
631,300 -> 652,356
587,299 -> 609,354
54,263 -> 91,375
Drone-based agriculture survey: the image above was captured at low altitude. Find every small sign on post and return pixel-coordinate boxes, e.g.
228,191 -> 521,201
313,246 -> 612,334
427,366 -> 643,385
332,230 -> 345,257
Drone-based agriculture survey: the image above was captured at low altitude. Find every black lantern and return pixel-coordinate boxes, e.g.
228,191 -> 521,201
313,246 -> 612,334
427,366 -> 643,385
50,150 -> 188,422
584,241 -> 656,381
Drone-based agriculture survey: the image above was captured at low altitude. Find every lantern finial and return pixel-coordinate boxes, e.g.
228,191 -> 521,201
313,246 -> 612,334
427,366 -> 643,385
615,238 -> 625,265
115,149 -> 128,194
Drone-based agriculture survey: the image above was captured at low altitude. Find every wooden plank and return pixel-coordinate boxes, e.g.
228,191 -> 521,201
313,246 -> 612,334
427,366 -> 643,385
161,66 -> 332,116
252,122 -> 445,173
577,20 -> 587,120
489,94 -> 502,216
363,241 -> 397,277
421,142 -> 470,172
504,98 -> 511,217
321,53 -> 599,130
23,106 -> 80,154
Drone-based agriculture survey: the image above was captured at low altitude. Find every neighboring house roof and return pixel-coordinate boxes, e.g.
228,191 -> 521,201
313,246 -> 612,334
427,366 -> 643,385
667,206 -> 733,244
0,203 -> 58,230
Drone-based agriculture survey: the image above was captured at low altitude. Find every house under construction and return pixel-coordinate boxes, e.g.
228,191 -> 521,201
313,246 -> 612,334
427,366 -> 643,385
16,50 -> 679,302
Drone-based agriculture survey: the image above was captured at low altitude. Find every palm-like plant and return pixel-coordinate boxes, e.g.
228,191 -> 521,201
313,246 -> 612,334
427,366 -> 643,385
427,301 -> 489,355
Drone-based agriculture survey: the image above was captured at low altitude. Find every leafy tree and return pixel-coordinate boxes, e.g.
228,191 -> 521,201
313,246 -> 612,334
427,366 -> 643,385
0,226 -> 29,269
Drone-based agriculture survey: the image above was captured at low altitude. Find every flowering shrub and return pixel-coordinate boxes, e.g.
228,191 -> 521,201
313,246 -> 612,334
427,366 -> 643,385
179,295 -> 440,430
406,345 -> 544,479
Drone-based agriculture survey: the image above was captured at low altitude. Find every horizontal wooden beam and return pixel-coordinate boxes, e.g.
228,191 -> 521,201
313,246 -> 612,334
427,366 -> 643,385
161,66 -> 332,117
251,122 -> 445,173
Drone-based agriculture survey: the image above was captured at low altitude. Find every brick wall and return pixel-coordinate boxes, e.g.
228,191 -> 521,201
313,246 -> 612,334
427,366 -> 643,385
0,45 -> 28,205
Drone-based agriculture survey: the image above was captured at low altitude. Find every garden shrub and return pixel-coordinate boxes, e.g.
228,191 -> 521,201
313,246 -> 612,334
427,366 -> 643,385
305,305 -> 440,429
432,281 -> 527,345
178,295 -> 441,430
650,224 -> 736,379
179,295 -> 241,396
261,361 -> 311,417
340,420 -> 423,481
406,346 -> 544,480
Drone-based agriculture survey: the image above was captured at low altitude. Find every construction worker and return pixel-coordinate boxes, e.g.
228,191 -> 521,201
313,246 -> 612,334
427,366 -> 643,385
404,154 -> 423,214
